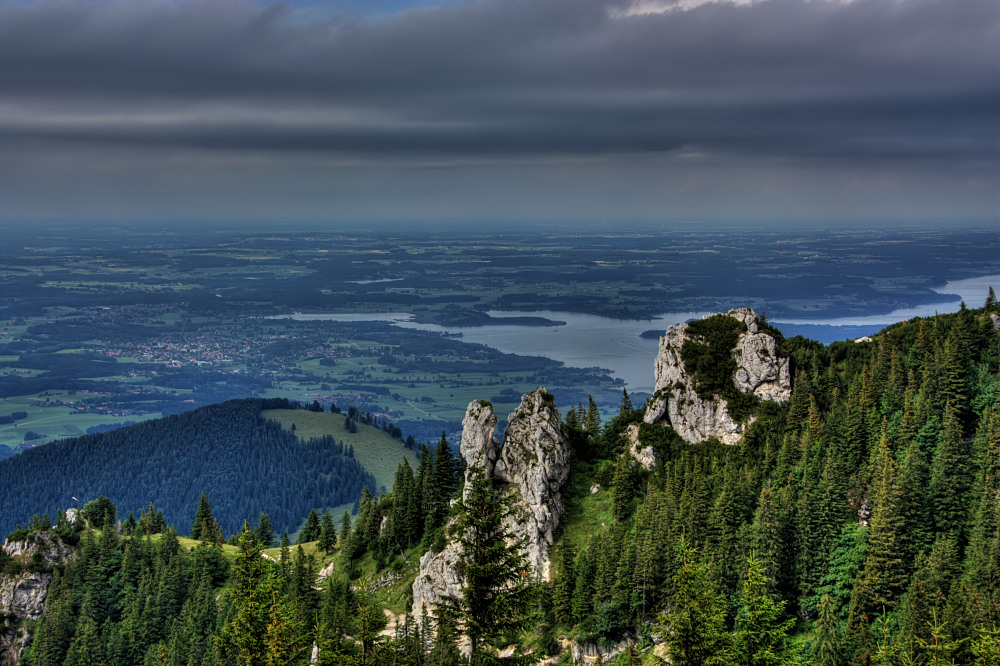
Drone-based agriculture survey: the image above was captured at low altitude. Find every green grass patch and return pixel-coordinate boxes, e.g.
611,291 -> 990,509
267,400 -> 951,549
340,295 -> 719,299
262,409 -> 414,494
172,535 -> 239,558
554,458 -> 615,556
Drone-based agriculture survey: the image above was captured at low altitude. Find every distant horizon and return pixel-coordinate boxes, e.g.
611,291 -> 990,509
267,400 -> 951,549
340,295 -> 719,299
0,217 -> 996,236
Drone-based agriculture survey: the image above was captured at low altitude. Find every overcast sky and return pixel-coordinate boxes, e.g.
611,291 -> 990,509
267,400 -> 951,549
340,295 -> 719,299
0,0 -> 996,226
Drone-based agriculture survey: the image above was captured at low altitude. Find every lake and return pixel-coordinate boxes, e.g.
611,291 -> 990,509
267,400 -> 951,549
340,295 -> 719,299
276,273 -> 999,394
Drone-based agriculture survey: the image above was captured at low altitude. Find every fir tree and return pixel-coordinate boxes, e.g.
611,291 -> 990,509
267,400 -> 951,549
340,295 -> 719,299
731,552 -> 797,666
255,512 -> 274,548
221,526 -> 271,666
428,604 -> 464,666
848,429 -> 909,642
812,594 -> 843,666
431,432 -> 458,527
662,537 -> 730,666
620,388 -> 634,415
298,509 -> 321,544
190,493 -> 220,545
444,466 -> 535,665
612,454 -> 635,523
585,395 -> 602,434
553,545 -> 576,626
930,403 -> 970,542
318,510 -> 336,554
339,511 -> 352,549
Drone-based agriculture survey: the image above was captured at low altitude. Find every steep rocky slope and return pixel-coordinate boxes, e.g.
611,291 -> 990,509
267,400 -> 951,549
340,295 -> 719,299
0,533 -> 74,664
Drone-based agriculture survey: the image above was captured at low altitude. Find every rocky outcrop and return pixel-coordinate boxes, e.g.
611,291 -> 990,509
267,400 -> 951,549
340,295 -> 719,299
728,309 -> 791,402
626,424 -> 656,471
1,532 -> 74,664
571,639 -> 631,664
412,388 -> 571,621
492,389 -> 571,578
642,308 -> 790,448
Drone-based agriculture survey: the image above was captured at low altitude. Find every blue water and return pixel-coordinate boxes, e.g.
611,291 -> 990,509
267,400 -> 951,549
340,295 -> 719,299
276,273 -> 999,393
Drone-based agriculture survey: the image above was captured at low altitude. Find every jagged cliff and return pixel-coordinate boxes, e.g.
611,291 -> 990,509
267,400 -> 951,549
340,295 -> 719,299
0,533 -> 74,664
643,308 -> 791,446
412,388 -> 571,620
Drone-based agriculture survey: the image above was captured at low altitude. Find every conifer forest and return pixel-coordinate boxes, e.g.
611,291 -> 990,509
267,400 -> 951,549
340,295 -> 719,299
2,297 -> 999,665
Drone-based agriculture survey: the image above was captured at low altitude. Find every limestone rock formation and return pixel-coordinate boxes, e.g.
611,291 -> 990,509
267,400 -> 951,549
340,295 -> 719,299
1,532 -> 74,664
642,308 -> 791,447
492,388 -> 571,578
411,388 -> 571,620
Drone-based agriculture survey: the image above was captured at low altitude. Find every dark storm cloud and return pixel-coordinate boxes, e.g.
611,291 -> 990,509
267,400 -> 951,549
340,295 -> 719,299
0,0 -> 996,163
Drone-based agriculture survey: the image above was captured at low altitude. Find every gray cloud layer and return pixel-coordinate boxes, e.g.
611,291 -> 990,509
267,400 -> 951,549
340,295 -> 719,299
0,0 -> 996,221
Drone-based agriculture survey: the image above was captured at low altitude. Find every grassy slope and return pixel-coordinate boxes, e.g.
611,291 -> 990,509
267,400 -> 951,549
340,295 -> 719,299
261,409 -> 415,497
555,459 -> 615,557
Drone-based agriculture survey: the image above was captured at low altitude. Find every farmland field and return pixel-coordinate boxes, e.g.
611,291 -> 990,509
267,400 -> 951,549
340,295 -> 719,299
1,224 -> 997,456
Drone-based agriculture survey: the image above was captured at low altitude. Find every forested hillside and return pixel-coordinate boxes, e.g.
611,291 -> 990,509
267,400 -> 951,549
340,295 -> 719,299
3,297 -> 999,666
0,398 -> 377,536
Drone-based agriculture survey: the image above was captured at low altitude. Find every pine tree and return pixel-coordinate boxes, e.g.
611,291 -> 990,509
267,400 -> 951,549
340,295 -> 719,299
255,513 -> 274,548
585,395 -> 601,435
264,579 -> 306,666
898,537 -> 960,661
64,615 -> 104,666
190,493 -> 220,544
620,388 -> 634,415
552,545 -> 576,626
355,584 -> 388,665
572,542 -> 597,626
966,408 -> 1000,593
443,466 -> 535,665
749,482 -> 793,594
298,509 -> 321,544
898,436 -> 934,561
339,511 -> 352,549
431,432 -> 457,527
289,545 -> 319,632
930,403 -> 970,542
612,454 -> 635,523
732,552 -> 797,666
221,526 -> 271,666
428,604 -> 464,666
847,429 -> 909,641
786,368 -> 811,432
916,609 -> 967,666
318,510 -> 336,554
812,594 -> 843,666
662,537 -> 730,666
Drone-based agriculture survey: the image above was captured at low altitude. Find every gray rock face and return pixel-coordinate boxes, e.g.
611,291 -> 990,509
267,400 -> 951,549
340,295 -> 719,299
1,533 -> 74,664
411,388 -> 571,621
642,308 -> 790,447
493,389 -> 570,579
626,424 -> 656,471
459,400 -> 501,485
